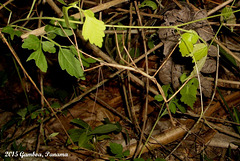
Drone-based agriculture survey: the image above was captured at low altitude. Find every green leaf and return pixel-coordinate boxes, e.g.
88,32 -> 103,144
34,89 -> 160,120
147,39 -> 155,54
233,107 -> 240,134
82,10 -> 106,48
17,108 -> 28,120
154,84 -> 170,102
48,132 -> 59,139
139,0 -> 157,10
110,143 -> 123,155
58,48 -> 85,79
180,73 -> 188,83
180,78 -> 199,108
71,118 -> 91,130
173,100 -> 186,113
45,24 -> 73,37
2,26 -> 22,40
221,7 -> 236,32
122,150 -> 130,157
192,43 -> 208,63
78,132 -> 88,147
45,17 -> 77,37
31,111 -> 39,119
22,34 -> 40,50
67,129 -> 86,144
63,6 -> 71,28
27,48 -> 48,72
90,124 -> 119,135
154,94 -> 163,102
47,32 -> 57,39
169,100 -> 176,114
219,46 -> 237,66
42,41 -> 56,53
97,135 -> 111,141
134,159 -> 145,161
69,45 -> 97,67
221,7 -> 233,20
56,0 -> 67,5
189,56 -> 207,78
226,14 -> 236,32
179,30 -> 199,57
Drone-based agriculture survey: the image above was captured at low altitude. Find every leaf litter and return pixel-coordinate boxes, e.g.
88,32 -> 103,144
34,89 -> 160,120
1,0 -> 240,160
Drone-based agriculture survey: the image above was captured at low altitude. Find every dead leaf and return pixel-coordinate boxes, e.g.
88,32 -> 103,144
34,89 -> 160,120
158,58 -> 173,84
200,74 -> 213,98
208,45 -> 218,57
201,58 -> 216,73
172,64 -> 183,90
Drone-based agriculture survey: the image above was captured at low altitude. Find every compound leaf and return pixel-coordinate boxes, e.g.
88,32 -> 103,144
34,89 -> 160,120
58,48 -> 84,79
27,48 -> 48,72
22,34 -> 40,50
82,10 -> 105,48
180,78 -> 199,108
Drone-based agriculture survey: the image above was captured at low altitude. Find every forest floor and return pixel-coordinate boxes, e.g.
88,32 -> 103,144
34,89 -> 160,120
0,0 -> 240,160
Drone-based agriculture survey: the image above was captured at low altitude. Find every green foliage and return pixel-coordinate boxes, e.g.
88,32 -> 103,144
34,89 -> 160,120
179,30 -> 208,82
192,43 -> 208,63
58,48 -> 85,79
221,7 -> 233,19
108,142 -> 166,161
147,38 -> 155,54
42,41 -> 56,53
139,0 -> 157,10
47,132 -> 59,141
89,124 -> 120,135
22,34 -> 41,50
154,84 -> 186,113
180,78 -> 199,108
62,2 -> 78,28
189,56 -> 207,80
69,45 -> 97,67
67,118 -> 122,150
17,107 -> 28,120
2,26 -> 22,40
82,10 -> 106,48
22,35 -> 49,72
45,17 -> 77,37
233,107 -> 240,134
109,142 -> 130,161
221,7 -> 236,32
56,0 -> 67,5
179,30 -> 199,57
154,84 -> 170,102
